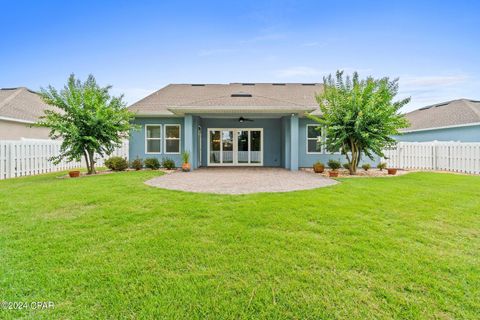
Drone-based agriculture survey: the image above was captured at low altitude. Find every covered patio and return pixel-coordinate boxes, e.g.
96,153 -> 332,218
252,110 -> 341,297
145,167 -> 337,194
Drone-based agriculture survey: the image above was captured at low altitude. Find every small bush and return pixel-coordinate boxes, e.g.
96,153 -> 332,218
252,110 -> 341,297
362,163 -> 371,171
144,158 -> 160,170
182,151 -> 190,164
131,158 -> 143,170
327,159 -> 341,170
162,158 -> 176,170
105,156 -> 128,171
377,162 -> 387,171
342,163 -> 350,170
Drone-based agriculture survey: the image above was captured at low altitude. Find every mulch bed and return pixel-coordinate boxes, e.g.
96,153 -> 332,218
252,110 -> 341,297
58,168 -> 178,179
301,168 -> 410,178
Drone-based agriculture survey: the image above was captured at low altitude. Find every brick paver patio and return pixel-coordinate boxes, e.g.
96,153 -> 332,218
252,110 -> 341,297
145,167 -> 337,194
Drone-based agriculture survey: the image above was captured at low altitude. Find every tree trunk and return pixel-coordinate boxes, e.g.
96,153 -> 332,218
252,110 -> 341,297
349,140 -> 358,175
83,149 -> 91,174
86,149 -> 96,175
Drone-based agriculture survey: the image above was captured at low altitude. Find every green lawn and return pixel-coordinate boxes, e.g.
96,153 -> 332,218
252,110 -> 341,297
0,171 -> 479,319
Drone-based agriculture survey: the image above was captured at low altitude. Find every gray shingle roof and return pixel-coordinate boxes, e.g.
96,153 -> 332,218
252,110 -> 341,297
0,87 -> 50,122
404,99 -> 480,131
128,83 -> 323,115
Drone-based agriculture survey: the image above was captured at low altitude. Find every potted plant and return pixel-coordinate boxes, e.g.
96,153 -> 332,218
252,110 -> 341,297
181,151 -> 191,172
313,161 -> 325,173
68,170 -> 80,178
387,168 -> 397,175
327,159 -> 341,177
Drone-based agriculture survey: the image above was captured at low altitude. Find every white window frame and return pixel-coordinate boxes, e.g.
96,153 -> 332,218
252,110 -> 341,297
145,124 -> 162,154
306,124 -> 324,154
164,124 -> 181,154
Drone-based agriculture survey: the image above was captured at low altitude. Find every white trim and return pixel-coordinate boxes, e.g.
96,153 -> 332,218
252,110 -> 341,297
164,124 -> 181,154
401,122 -> 480,133
207,128 -> 263,166
197,126 -> 202,166
0,116 -> 36,124
145,124 -> 162,154
306,124 -> 323,154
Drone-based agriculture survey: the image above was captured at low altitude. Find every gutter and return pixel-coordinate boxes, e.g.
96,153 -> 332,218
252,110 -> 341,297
401,121 -> 480,133
0,116 -> 35,124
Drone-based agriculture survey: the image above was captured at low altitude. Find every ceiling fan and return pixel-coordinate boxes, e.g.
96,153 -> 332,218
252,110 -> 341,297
238,116 -> 254,123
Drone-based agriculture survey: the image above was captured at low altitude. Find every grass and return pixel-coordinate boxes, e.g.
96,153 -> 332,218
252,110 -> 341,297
0,171 -> 479,319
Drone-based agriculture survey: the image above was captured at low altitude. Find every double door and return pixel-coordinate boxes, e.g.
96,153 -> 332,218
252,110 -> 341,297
207,128 -> 263,166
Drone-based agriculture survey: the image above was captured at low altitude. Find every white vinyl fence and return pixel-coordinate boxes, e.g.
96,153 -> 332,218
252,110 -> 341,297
383,141 -> 480,174
0,140 -> 129,180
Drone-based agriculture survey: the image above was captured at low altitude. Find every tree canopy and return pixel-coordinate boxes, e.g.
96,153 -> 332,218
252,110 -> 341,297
36,74 -> 136,174
308,71 -> 410,174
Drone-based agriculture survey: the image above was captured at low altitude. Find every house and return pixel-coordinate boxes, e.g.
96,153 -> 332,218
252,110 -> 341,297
0,87 -> 51,140
399,99 -> 480,142
128,83 -> 360,171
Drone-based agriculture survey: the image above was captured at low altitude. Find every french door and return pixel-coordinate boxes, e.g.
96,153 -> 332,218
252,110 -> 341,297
207,128 -> 263,166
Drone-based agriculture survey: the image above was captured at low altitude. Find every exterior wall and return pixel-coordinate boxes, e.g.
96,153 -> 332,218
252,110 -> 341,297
0,119 -> 50,140
298,118 -> 379,168
396,125 -> 480,142
129,117 -> 185,167
199,118 -> 282,167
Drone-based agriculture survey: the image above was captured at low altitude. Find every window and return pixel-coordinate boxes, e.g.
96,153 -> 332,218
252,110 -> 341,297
164,124 -> 181,154
145,125 -> 161,154
307,124 -> 323,153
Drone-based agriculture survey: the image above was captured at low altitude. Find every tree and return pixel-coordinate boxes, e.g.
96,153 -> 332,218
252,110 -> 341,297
308,71 -> 410,174
36,74 -> 136,174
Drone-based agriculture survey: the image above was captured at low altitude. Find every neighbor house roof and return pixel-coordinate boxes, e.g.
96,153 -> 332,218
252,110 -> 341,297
404,99 -> 480,132
0,87 -> 49,123
128,83 -> 323,116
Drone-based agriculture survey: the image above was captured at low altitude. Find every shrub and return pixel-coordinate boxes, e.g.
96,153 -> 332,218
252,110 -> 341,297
342,163 -> 350,170
131,158 -> 143,170
377,162 -> 387,171
105,156 -> 128,171
144,158 -> 160,170
362,163 -> 371,171
313,161 -> 325,173
327,159 -> 341,170
162,158 -> 176,170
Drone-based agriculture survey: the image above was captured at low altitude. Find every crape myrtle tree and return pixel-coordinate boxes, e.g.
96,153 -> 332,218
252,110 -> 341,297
36,74 -> 136,174
308,71 -> 410,174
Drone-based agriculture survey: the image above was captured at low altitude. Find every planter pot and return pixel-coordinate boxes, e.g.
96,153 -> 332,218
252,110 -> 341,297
68,170 -> 80,178
387,168 -> 397,175
328,170 -> 339,178
313,164 -> 325,173
182,163 -> 191,172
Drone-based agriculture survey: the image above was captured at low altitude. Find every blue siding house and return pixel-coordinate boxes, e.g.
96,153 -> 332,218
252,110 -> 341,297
398,99 -> 480,142
128,83 -> 355,170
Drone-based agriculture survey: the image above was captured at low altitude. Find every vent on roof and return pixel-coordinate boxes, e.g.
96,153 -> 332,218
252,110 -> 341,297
231,93 -> 252,97
242,83 -> 255,86
301,83 -> 316,86
191,84 -> 205,86
434,103 -> 448,108
418,106 -> 433,110
272,83 -> 286,86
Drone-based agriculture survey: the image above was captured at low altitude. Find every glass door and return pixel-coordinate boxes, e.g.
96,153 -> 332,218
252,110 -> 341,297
221,130 -> 234,164
237,130 -> 249,164
250,130 -> 262,164
208,128 -> 262,166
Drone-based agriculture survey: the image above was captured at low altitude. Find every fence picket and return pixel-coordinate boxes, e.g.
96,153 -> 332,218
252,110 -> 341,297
0,140 -> 129,180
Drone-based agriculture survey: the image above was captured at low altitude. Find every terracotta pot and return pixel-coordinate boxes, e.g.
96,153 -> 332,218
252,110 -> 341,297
182,162 -> 191,172
328,170 -> 339,178
69,170 -> 80,178
313,163 -> 325,173
387,168 -> 397,175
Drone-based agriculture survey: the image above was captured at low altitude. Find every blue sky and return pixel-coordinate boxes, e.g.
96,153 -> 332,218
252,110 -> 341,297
1,0 -> 479,112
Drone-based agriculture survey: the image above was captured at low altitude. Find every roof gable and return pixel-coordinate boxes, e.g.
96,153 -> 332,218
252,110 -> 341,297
0,87 -> 50,122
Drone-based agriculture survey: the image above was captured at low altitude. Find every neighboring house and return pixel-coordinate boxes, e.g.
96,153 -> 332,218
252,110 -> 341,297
399,99 -> 480,142
128,83 -> 371,171
0,87 -> 51,140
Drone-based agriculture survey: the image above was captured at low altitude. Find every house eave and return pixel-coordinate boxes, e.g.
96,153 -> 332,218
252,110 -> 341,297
0,116 -> 35,124
167,105 -> 317,116
401,121 -> 480,133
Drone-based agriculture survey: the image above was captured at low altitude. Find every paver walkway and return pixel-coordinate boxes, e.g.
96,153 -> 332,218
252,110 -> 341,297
145,167 -> 337,194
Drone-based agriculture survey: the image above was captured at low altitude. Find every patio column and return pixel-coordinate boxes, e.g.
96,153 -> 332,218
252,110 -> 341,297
184,114 -> 194,170
290,114 -> 299,171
